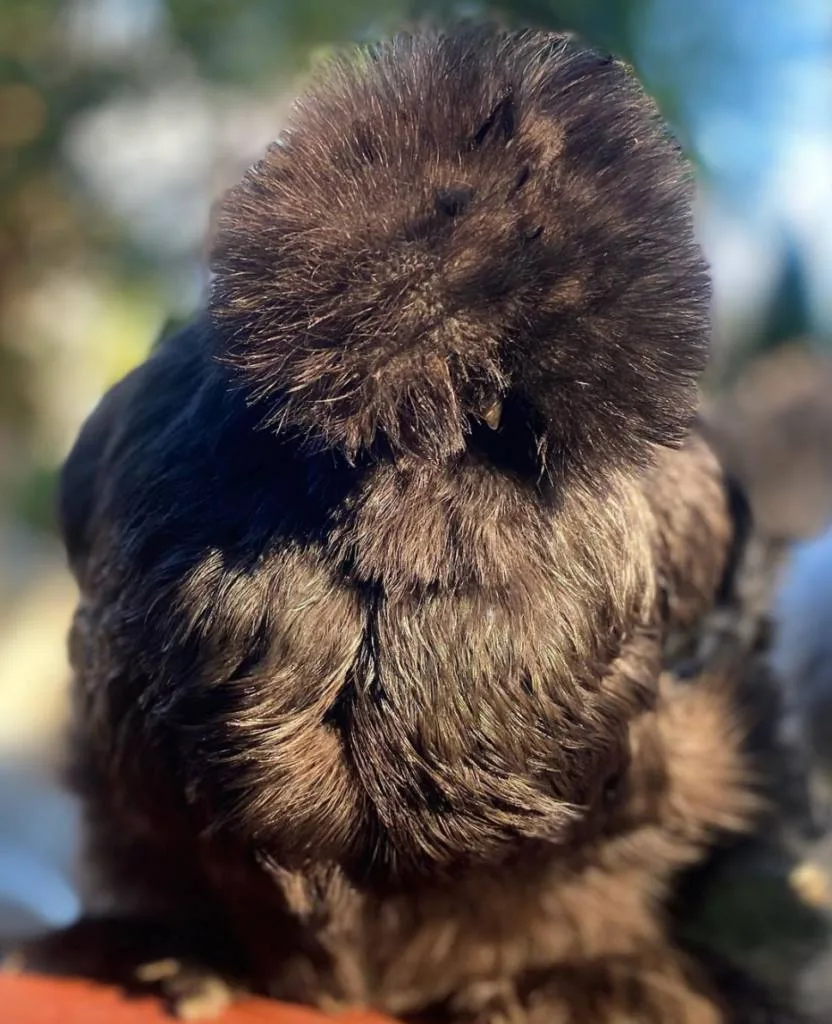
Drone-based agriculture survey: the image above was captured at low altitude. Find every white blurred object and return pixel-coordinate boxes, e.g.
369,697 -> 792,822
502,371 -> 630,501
0,554 -> 77,755
63,0 -> 165,60
65,84 -> 287,260
0,811 -> 80,940
772,523 -> 832,828
0,773 -> 81,939
0,541 -> 82,939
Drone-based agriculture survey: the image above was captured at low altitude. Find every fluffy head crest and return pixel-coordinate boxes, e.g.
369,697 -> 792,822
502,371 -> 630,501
210,27 -> 710,471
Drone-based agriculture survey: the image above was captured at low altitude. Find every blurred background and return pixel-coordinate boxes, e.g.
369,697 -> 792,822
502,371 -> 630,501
2,0 -> 832,1011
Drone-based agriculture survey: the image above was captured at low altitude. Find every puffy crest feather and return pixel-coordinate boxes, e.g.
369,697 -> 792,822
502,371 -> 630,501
211,27 -> 710,472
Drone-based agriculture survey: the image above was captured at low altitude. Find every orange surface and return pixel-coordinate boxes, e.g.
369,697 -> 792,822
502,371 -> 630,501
0,973 -> 396,1024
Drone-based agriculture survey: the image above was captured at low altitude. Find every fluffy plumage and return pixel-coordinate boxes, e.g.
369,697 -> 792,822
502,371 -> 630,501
21,24 -> 808,1024
211,27 -> 709,471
